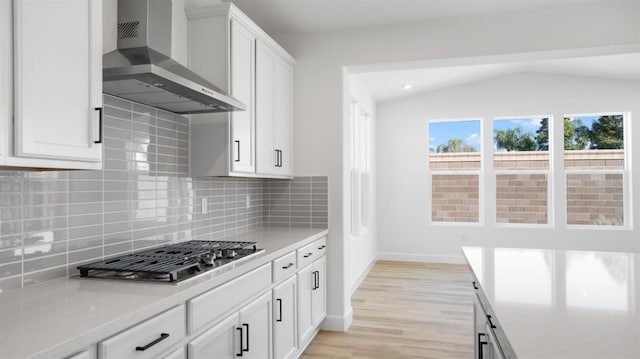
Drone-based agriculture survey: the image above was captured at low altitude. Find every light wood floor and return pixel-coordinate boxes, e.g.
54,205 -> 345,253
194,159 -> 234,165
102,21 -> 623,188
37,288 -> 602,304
302,261 -> 474,359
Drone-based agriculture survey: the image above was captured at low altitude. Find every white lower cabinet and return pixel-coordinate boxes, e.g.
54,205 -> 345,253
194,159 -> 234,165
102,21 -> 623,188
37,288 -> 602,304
311,256 -> 327,329
85,237 -> 328,359
188,313 -> 240,359
298,255 -> 327,347
189,292 -> 272,359
273,276 -> 297,359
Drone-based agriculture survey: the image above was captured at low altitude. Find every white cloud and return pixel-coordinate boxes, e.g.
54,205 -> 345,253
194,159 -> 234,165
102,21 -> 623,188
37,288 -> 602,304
511,118 -> 543,130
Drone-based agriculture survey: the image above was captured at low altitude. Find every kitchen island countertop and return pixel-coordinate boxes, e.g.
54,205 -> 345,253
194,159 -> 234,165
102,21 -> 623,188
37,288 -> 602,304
463,246 -> 640,359
0,227 -> 328,359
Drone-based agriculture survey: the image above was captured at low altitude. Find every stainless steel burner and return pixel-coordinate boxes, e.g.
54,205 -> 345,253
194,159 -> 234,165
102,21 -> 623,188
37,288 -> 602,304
77,240 -> 264,283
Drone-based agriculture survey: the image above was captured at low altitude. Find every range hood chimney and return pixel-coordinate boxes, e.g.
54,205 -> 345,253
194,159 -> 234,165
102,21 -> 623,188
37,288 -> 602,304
102,0 -> 245,114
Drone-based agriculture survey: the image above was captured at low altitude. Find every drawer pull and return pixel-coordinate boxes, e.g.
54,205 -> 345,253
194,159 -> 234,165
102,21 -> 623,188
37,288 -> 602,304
472,281 -> 479,290
135,333 -> 169,351
282,263 -> 294,269
318,245 -> 326,250
487,315 -> 497,329
303,252 -> 313,258
236,327 -> 243,357
242,323 -> 250,352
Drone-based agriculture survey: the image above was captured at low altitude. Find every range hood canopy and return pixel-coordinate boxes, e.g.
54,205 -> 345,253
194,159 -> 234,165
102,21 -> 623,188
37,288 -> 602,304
103,0 -> 245,114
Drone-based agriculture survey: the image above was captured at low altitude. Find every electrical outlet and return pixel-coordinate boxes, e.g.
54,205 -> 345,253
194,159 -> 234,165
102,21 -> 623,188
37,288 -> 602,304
246,195 -> 251,209
202,198 -> 208,214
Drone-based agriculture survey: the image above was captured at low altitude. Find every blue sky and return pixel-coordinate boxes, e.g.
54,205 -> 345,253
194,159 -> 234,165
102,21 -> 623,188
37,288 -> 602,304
429,116 -> 601,152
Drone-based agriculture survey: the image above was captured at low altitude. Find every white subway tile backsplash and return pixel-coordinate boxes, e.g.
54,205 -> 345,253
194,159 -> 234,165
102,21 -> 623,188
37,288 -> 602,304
0,95 -> 327,290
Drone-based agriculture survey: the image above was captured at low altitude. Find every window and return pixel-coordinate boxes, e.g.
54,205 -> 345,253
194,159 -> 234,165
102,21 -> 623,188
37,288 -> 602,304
350,102 -> 369,235
429,119 -> 481,223
564,113 -> 628,227
494,116 -> 551,225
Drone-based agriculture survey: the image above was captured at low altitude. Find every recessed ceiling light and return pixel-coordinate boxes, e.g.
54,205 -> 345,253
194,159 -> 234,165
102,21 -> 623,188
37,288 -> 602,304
402,84 -> 413,90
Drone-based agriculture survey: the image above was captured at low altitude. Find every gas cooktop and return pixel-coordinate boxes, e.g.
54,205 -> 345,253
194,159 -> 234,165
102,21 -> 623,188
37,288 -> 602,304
77,240 -> 264,283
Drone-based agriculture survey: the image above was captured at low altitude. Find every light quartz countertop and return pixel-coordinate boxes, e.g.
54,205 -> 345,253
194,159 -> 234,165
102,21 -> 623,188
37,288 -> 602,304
0,227 -> 328,359
463,246 -> 640,359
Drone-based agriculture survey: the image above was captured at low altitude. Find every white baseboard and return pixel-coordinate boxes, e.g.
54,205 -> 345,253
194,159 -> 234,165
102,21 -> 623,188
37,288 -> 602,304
320,307 -> 353,332
351,258 -> 376,295
377,252 -> 465,265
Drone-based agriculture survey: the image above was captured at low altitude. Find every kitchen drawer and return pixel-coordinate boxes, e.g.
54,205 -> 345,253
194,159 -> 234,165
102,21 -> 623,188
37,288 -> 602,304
273,251 -> 297,283
297,242 -> 317,268
297,237 -> 326,268
163,347 -> 186,359
99,305 -> 186,359
188,263 -> 272,333
314,237 -> 327,257
67,350 -> 91,359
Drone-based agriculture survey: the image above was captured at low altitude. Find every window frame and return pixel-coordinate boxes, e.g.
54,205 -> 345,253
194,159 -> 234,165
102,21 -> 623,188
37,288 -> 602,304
428,117 -> 484,226
563,112 -> 632,230
492,114 -> 555,228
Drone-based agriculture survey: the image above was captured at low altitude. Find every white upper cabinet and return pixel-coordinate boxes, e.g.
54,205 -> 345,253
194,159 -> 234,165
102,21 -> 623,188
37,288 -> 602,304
255,41 -> 275,175
230,19 -> 256,174
256,39 -> 294,178
188,4 -> 294,178
9,0 -> 102,167
272,55 -> 293,176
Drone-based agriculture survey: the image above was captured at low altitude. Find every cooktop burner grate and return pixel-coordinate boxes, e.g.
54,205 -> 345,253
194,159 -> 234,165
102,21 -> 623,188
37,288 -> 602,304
77,255 -> 202,281
77,240 -> 262,283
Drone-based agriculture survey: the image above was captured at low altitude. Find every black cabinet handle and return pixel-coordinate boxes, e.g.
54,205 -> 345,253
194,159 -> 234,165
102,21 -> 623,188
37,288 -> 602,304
303,252 -> 313,258
236,327 -> 243,357
487,315 -> 497,329
318,245 -> 326,250
274,149 -> 279,167
94,107 -> 103,144
242,323 -> 250,352
478,333 -> 488,359
135,333 -> 169,351
234,140 -> 241,162
311,271 -> 317,290
282,263 -> 294,269
277,298 -> 283,322
278,150 -> 283,167
472,281 -> 479,290
312,270 -> 320,290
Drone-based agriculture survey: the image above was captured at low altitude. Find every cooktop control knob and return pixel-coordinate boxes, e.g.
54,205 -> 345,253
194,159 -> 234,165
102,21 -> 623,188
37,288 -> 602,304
225,249 -> 237,258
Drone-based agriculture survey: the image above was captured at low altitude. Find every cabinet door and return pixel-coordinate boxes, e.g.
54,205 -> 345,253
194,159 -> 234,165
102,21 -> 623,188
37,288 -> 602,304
297,264 -> 314,346
255,40 -> 276,175
273,276 -> 297,359
188,313 -> 240,359
239,292 -> 272,359
273,57 -> 293,176
229,18 -> 255,174
13,0 -> 102,162
312,257 -> 327,328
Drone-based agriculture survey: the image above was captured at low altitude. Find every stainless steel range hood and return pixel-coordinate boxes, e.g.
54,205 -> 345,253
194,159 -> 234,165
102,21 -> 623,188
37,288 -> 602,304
103,0 -> 245,114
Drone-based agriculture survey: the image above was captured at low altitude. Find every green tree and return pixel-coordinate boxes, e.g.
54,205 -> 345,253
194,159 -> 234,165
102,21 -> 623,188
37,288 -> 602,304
535,118 -> 549,150
574,120 -> 590,150
436,138 -> 476,153
564,117 -> 576,150
495,127 -> 536,152
589,115 -> 623,149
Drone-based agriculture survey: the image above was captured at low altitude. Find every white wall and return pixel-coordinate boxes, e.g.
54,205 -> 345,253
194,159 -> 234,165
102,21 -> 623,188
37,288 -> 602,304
272,0 -> 640,330
348,76 -> 377,294
377,72 -> 640,261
